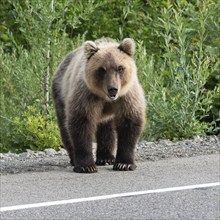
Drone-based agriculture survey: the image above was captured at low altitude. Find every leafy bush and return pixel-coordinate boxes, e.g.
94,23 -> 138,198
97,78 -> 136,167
136,2 -> 220,140
137,44 -> 218,140
1,106 -> 61,153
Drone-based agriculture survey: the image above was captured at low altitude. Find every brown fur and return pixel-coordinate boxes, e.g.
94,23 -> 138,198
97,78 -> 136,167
52,38 -> 146,173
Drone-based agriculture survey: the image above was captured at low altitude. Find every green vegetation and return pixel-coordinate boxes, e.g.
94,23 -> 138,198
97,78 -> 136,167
3,106 -> 61,153
0,0 -> 219,152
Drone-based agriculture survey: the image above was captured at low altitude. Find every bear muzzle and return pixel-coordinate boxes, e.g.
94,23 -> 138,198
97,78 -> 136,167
107,86 -> 118,100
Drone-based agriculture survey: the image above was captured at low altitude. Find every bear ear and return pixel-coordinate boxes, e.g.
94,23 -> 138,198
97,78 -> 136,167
118,38 -> 135,56
84,41 -> 99,59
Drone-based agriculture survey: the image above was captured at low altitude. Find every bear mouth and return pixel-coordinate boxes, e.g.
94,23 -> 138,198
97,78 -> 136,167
107,94 -> 118,101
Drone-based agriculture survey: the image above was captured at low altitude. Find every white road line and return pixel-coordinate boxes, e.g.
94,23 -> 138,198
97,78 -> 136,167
1,182 -> 219,212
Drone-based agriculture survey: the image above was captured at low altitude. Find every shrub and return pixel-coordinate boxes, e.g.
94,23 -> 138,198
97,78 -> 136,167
137,49 -> 217,140
1,106 -> 61,153
136,1 -> 219,140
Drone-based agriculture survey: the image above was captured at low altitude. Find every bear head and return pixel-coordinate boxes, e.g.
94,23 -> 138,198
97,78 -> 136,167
84,38 -> 137,102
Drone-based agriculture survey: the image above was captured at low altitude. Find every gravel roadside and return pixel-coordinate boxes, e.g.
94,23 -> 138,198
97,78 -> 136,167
1,135 -> 219,174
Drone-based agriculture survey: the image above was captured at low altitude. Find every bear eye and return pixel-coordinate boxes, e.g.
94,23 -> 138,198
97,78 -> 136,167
118,66 -> 124,74
98,67 -> 106,78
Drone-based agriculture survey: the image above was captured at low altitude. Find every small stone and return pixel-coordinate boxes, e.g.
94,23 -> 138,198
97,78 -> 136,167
183,140 -> 193,146
3,156 -> 12,161
0,153 -> 7,160
58,148 -> 67,156
44,148 -> 57,156
19,150 -> 35,159
194,136 -> 203,143
209,136 -> 219,143
35,151 -> 46,158
19,152 -> 28,159
39,151 -> 45,155
158,139 -> 173,146
27,149 -> 34,154
5,152 -> 18,159
147,142 -> 157,148
137,141 -> 148,149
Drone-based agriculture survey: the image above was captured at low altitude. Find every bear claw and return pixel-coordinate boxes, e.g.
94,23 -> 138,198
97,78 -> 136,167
113,163 -> 137,171
96,158 -> 115,166
73,165 -> 97,173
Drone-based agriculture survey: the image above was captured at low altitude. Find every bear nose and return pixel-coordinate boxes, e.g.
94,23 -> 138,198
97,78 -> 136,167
108,86 -> 118,97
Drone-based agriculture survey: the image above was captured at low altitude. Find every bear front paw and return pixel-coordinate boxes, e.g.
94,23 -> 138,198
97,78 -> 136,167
73,164 -> 97,173
96,156 -> 115,166
113,163 -> 137,171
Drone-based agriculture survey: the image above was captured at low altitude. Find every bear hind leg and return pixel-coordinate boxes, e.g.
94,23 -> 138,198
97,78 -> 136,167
96,120 -> 116,166
52,90 -> 75,165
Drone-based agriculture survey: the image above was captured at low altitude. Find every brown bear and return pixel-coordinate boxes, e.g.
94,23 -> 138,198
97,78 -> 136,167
52,38 -> 146,173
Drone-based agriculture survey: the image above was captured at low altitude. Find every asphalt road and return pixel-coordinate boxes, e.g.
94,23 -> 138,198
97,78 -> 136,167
1,154 -> 219,220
